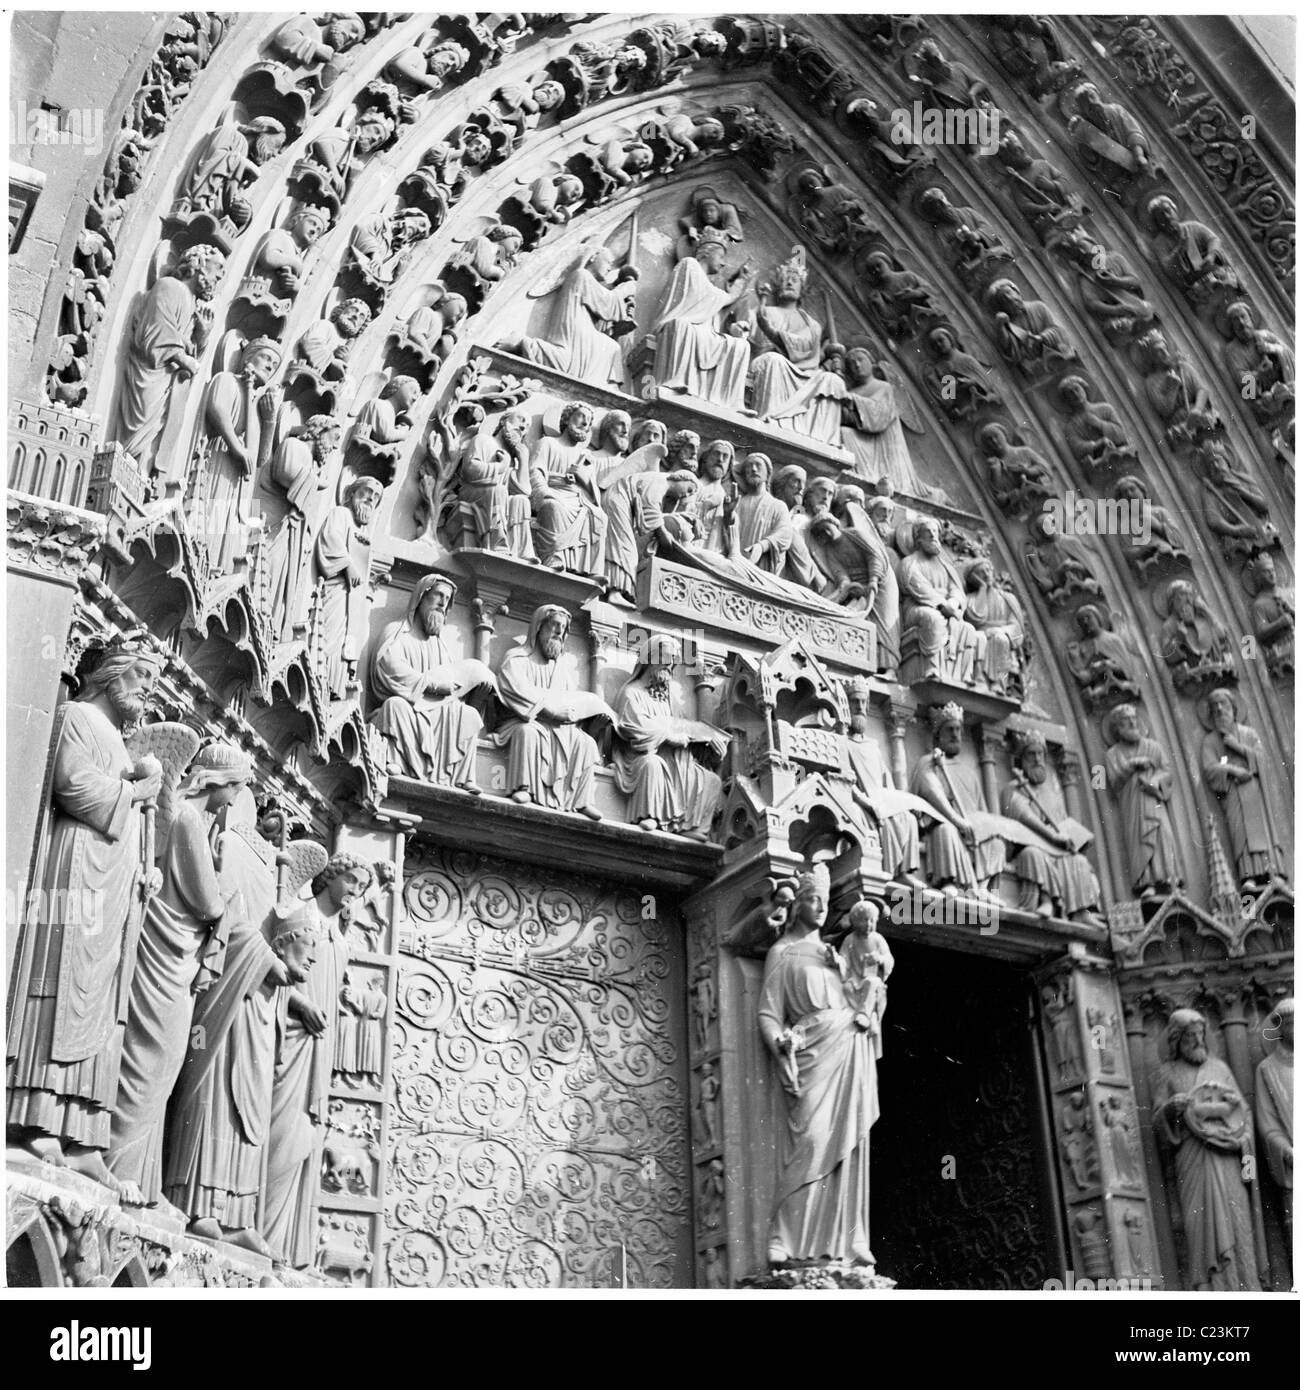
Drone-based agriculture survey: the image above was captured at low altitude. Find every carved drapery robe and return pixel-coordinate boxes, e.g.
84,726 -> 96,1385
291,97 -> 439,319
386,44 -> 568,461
457,430 -> 533,556
198,371 -> 261,575
653,258 -> 750,410
263,912 -> 348,1267
530,434 -> 606,576
1200,724 -> 1284,884
758,936 -> 879,1264
1155,1054 -> 1261,1291
805,504 -> 898,668
1254,1048 -> 1293,1224
492,644 -> 602,811
519,265 -> 628,387
108,800 -> 228,1202
749,305 -> 846,444
843,735 -> 923,879
369,623 -> 486,787
7,704 -> 145,1150
898,550 -> 983,683
115,274 -> 197,464
1104,737 -> 1177,893
842,378 -> 922,494
164,826 -> 281,1229
313,505 -> 371,700
263,436 -> 328,641
612,682 -> 722,837
603,471 -> 677,599
999,778 -> 1100,916
910,751 -> 1007,889
336,970 -> 386,1083
966,581 -> 1025,693
730,492 -> 792,574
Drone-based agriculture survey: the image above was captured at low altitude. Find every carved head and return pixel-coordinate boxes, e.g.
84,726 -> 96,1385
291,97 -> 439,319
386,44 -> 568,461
1059,375 -> 1089,409
181,740 -> 254,808
269,903 -> 321,982
664,472 -> 698,506
997,129 -> 1028,167
917,187 -> 952,221
442,292 -> 468,327
77,633 -> 162,721
977,422 -> 1008,456
414,573 -> 456,636
987,278 -> 1023,315
559,402 -> 594,445
966,556 -> 993,589
345,475 -> 383,526
845,346 -> 876,385
772,465 -> 807,510
314,852 -> 374,913
1074,604 -> 1104,638
1167,579 -> 1196,622
490,224 -> 524,259
1207,686 -> 1238,733
291,206 -> 330,247
302,414 -> 343,462
804,475 -> 836,515
916,39 -> 946,72
1166,1008 -> 1209,1066
554,174 -> 584,206
324,15 -> 366,51
738,451 -> 772,492
1138,328 -> 1173,368
1074,82 -> 1102,112
1225,301 -> 1255,339
1114,475 -> 1148,504
693,231 -> 728,272
353,113 -> 395,156
847,898 -> 881,938
532,603 -> 571,661
245,116 -> 288,165
623,141 -> 654,173
822,341 -> 846,377
929,700 -> 964,756
178,244 -> 225,299
694,117 -> 726,146
666,429 -> 700,471
643,633 -> 681,693
914,516 -> 942,556
1250,551 -> 1277,587
385,374 -> 422,411
1268,998 -> 1295,1051
1145,194 -> 1178,232
792,863 -> 830,930
699,438 -> 733,481
394,210 -> 432,249
631,418 -> 667,451
1109,703 -> 1140,745
532,79 -> 565,112
240,337 -> 282,387
927,326 -> 954,357
773,246 -> 808,301
497,410 -> 527,450
429,40 -> 469,78
598,410 -> 632,455
1012,730 -> 1049,785
461,129 -> 493,166
866,495 -> 895,533
333,298 -> 372,338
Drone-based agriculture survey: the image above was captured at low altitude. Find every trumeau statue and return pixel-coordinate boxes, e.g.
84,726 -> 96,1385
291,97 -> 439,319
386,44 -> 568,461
107,740 -> 253,1211
515,244 -> 637,388
1199,688 -> 1287,891
7,634 -> 163,1187
531,402 -> 607,576
165,793 -> 326,1253
611,634 -> 728,838
1102,704 -> 1181,897
114,244 -> 225,466
1155,1010 -> 1261,1291
1000,733 -> 1104,926
909,703 -> 1006,896
757,865 -> 884,1268
313,476 -> 383,701
491,603 -> 615,816
1255,999 -> 1294,1237
265,854 -> 373,1269
652,226 -> 755,410
369,573 -> 496,791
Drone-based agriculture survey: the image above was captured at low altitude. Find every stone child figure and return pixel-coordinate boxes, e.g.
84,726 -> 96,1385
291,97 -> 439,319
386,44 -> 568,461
1154,1009 -> 1261,1291
7,634 -> 163,1186
757,865 -> 884,1268
840,900 -> 894,1040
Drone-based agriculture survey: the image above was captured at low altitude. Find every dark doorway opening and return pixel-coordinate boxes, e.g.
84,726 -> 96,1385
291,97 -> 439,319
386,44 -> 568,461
870,940 -> 1064,1289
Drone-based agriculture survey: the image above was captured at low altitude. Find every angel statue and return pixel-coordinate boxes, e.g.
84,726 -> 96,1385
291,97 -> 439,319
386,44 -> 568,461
513,243 -> 638,388
164,785 -> 329,1253
840,342 -> 928,496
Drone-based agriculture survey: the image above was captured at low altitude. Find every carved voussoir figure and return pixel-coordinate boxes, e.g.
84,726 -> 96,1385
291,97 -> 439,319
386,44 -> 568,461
1102,704 -> 1182,897
7,634 -> 164,1188
369,573 -> 496,791
313,476 -> 382,701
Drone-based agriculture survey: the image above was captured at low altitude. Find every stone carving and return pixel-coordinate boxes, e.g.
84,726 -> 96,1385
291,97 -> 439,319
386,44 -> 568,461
491,604 -> 614,816
1102,705 -> 1181,897
369,573 -> 496,791
1065,82 -> 1150,181
987,16 -> 1081,98
336,968 -> 387,1088
1000,733 -> 1103,926
757,866 -> 884,1267
841,344 -> 927,495
695,1062 -> 721,1149
1113,476 -> 1190,582
350,375 -> 421,479
898,518 -> 983,686
7,635 -> 163,1185
859,250 -> 942,342
1155,1010 -> 1261,1290
922,326 -> 1002,420
386,37 -> 470,93
165,807 -> 324,1253
515,245 -> 637,388
987,279 -> 1078,379
1066,605 -> 1143,710
1199,688 -> 1287,890
602,468 -> 697,606
724,452 -> 792,575
447,222 -> 524,311
909,703 -> 1006,896
841,93 -> 934,189
169,116 -> 285,245
236,208 -> 331,322
772,466 -> 823,591
262,414 -> 342,642
979,423 -> 1054,518
652,228 -> 755,411
842,900 -> 894,1037
1102,1096 -> 1143,1188
1255,999 -> 1294,1238
313,476 -> 382,700
265,854 -> 372,1268
964,558 -> 1028,698
1138,330 -> 1221,448
843,678 -> 924,888
391,286 -> 468,375
1146,194 -> 1241,306
107,739 -> 250,1209
1058,376 -> 1138,475
612,634 -> 728,838
1159,580 -> 1236,694
1023,509 -> 1104,610
1042,980 -> 1081,1083
290,299 -> 371,405
450,410 -> 535,556
1223,301 -> 1294,431
1245,553 -> 1295,679
530,402 -> 606,577
1056,229 -> 1157,344
347,208 -> 431,304
905,39 -> 997,151
1196,439 -> 1280,560
194,335 -> 281,573
113,245 -> 225,466
916,187 -> 1014,287
789,166 -> 879,257
505,171 -> 587,247
1061,1090 -> 1100,1190
995,131 -> 1087,242
804,479 -> 897,668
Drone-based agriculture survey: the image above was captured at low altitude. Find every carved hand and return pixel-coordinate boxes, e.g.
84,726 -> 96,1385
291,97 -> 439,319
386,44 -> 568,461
265,956 -> 292,988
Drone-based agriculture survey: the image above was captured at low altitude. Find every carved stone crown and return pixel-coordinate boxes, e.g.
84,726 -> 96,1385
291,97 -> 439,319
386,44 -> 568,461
929,701 -> 965,731
795,862 -> 830,899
